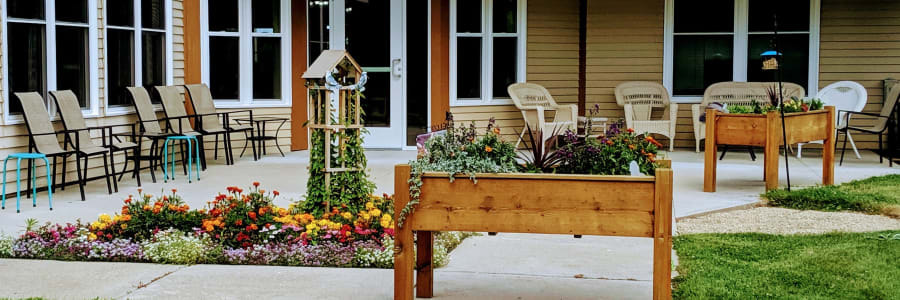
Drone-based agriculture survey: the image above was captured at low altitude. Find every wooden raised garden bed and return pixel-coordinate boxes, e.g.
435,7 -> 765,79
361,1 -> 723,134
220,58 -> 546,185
393,160 -> 674,300
704,106 -> 836,192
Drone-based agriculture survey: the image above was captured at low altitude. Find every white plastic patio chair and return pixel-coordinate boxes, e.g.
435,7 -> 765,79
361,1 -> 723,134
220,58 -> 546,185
797,81 -> 867,159
507,83 -> 578,149
615,82 -> 677,151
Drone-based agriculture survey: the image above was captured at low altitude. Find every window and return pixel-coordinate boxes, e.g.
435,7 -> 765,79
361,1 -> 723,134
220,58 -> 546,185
3,0 -> 98,121
202,0 -> 291,107
664,0 -> 819,100
105,0 -> 171,110
450,0 -> 526,106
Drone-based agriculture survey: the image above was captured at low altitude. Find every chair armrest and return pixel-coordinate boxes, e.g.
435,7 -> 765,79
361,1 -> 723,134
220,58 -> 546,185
623,104 -> 635,129
840,110 -> 887,119
554,104 -> 577,124
669,103 -> 679,133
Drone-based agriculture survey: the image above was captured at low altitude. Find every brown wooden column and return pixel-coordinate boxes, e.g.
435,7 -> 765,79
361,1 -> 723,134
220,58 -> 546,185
577,0 -> 587,116
430,0 -> 450,128
182,0 -> 202,117
291,0 -> 309,150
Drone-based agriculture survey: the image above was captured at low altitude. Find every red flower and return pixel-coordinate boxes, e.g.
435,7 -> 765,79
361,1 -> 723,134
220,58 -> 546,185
235,219 -> 243,226
273,190 -> 280,196
248,212 -> 257,220
171,188 -> 177,194
253,182 -> 260,188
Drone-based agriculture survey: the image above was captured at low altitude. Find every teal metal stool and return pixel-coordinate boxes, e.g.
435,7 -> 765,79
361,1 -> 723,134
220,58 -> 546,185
163,136 -> 201,183
2,153 -> 52,213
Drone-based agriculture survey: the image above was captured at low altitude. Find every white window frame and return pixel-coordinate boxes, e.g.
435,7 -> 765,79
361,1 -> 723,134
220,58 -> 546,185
449,0 -> 527,107
1,0 -> 100,124
200,0 -> 293,108
663,0 -> 820,103
103,0 -> 175,116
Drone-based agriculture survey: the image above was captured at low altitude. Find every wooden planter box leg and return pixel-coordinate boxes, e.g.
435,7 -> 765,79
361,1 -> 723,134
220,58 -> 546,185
653,168 -> 674,300
765,113 -> 781,191
416,231 -> 434,298
703,109 -> 718,193
823,106 -> 836,186
394,165 -> 415,300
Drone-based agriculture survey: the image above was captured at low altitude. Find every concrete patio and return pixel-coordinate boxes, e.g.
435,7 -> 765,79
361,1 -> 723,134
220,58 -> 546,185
0,148 -> 897,299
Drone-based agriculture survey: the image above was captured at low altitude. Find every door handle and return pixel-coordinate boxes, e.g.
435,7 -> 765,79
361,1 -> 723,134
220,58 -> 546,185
391,59 -> 402,77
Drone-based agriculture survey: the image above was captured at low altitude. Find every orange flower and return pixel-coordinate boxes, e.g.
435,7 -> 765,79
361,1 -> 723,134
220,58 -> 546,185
492,127 -> 501,135
250,224 -> 258,231
485,146 -> 493,153
143,205 -> 151,211
628,144 -> 636,150
248,212 -> 258,220
273,190 -> 280,196
253,182 -> 260,188
171,188 -> 177,194
235,219 -> 244,226
627,128 -> 635,133
606,140 -> 614,146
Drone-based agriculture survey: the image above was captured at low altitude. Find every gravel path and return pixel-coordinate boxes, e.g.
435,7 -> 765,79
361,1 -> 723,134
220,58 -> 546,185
677,207 -> 900,235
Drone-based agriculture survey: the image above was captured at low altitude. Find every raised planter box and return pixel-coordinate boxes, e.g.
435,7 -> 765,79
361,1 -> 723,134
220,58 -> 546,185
703,106 -> 836,192
393,161 -> 674,300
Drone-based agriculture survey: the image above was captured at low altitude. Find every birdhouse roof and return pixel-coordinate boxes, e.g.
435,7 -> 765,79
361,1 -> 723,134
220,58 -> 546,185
303,50 -> 362,79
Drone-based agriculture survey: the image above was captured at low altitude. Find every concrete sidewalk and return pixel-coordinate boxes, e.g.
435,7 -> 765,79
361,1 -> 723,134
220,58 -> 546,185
0,234 -> 655,300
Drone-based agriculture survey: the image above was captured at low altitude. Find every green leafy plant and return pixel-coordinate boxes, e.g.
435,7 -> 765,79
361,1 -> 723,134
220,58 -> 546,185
398,115 -> 518,227
556,123 -> 660,176
516,124 -> 564,173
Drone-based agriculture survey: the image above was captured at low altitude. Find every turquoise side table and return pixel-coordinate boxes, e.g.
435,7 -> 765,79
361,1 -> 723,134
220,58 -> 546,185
163,136 -> 201,183
2,153 -> 52,213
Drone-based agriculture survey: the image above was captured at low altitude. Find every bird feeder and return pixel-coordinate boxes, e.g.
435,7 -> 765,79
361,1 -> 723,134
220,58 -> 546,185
302,50 -> 368,193
761,50 -> 782,71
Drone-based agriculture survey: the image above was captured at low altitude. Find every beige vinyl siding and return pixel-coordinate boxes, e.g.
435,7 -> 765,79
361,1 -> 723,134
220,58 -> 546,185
450,0 -> 579,142
585,0 -> 671,144
819,0 -> 900,150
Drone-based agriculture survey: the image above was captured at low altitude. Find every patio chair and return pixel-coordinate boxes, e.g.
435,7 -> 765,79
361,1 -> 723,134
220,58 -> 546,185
183,84 -> 255,165
797,81 -> 867,159
15,92 -> 84,201
154,86 -> 207,170
124,86 -> 176,183
50,90 -> 137,193
507,83 -> 577,149
838,83 -> 900,166
615,82 -> 677,151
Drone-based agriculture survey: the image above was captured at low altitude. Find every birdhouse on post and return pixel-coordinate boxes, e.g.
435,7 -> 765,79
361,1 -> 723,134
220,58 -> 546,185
303,50 -> 368,201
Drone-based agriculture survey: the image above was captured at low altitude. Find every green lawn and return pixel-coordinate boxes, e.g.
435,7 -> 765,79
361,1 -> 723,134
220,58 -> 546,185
765,174 -> 900,217
673,231 -> 900,299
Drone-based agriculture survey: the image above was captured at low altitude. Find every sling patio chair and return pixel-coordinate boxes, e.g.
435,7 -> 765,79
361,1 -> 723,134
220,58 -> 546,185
154,86 -> 208,170
124,86 -> 177,183
15,92 -> 84,201
183,84 -> 256,165
838,83 -> 900,166
50,90 -> 138,193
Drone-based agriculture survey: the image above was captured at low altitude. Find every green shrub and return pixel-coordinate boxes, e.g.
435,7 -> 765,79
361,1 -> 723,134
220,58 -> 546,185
141,229 -> 209,265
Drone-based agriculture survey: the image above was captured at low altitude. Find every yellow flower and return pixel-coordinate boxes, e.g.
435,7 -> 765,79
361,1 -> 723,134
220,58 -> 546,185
306,223 -> 319,231
90,221 -> 101,230
365,202 -> 375,210
88,233 -> 98,240
341,212 -> 353,219
380,214 -> 393,228
371,208 -> 382,217
98,214 -> 111,223
121,224 -> 128,229
360,211 -> 371,221
485,146 -> 493,153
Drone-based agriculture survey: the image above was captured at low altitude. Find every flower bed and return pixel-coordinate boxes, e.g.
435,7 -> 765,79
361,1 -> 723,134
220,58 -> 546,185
0,184 -> 476,268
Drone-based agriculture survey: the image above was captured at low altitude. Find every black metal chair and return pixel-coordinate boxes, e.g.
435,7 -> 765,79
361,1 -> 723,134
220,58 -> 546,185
838,84 -> 900,166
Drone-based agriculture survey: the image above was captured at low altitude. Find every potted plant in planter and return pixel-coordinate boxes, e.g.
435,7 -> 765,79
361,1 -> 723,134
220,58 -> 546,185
393,116 -> 674,300
704,92 -> 836,192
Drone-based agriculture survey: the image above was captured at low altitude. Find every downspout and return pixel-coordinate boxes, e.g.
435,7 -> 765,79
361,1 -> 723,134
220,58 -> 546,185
578,0 -> 587,116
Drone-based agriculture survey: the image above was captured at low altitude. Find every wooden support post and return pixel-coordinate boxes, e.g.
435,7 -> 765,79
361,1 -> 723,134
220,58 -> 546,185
416,231 -> 434,298
823,106 -> 836,186
394,164 -> 415,300
653,167 -> 674,300
703,109 -> 718,192
764,112 -> 781,191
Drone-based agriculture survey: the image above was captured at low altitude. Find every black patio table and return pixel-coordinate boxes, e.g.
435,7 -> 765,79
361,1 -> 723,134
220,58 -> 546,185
233,117 -> 289,160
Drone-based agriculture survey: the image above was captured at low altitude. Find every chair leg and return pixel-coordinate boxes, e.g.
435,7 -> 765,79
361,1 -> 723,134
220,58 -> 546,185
846,133 -> 862,159
2,158 -> 8,210
879,134 -> 884,164
149,140 -> 158,183
133,148 -> 142,187
102,153 -> 113,195
225,132 -> 234,165
240,130 -> 249,158
109,151 -> 119,193
198,136 -> 208,170
118,149 -> 128,182
180,140 -> 188,175
250,130 -> 258,161
796,143 -> 803,158
748,147 -> 757,161
840,130 -> 849,166
61,154 -> 68,191
75,155 -> 85,201
719,145 -> 728,160
51,156 -> 57,193
214,134 -> 219,160
26,158 -> 32,199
